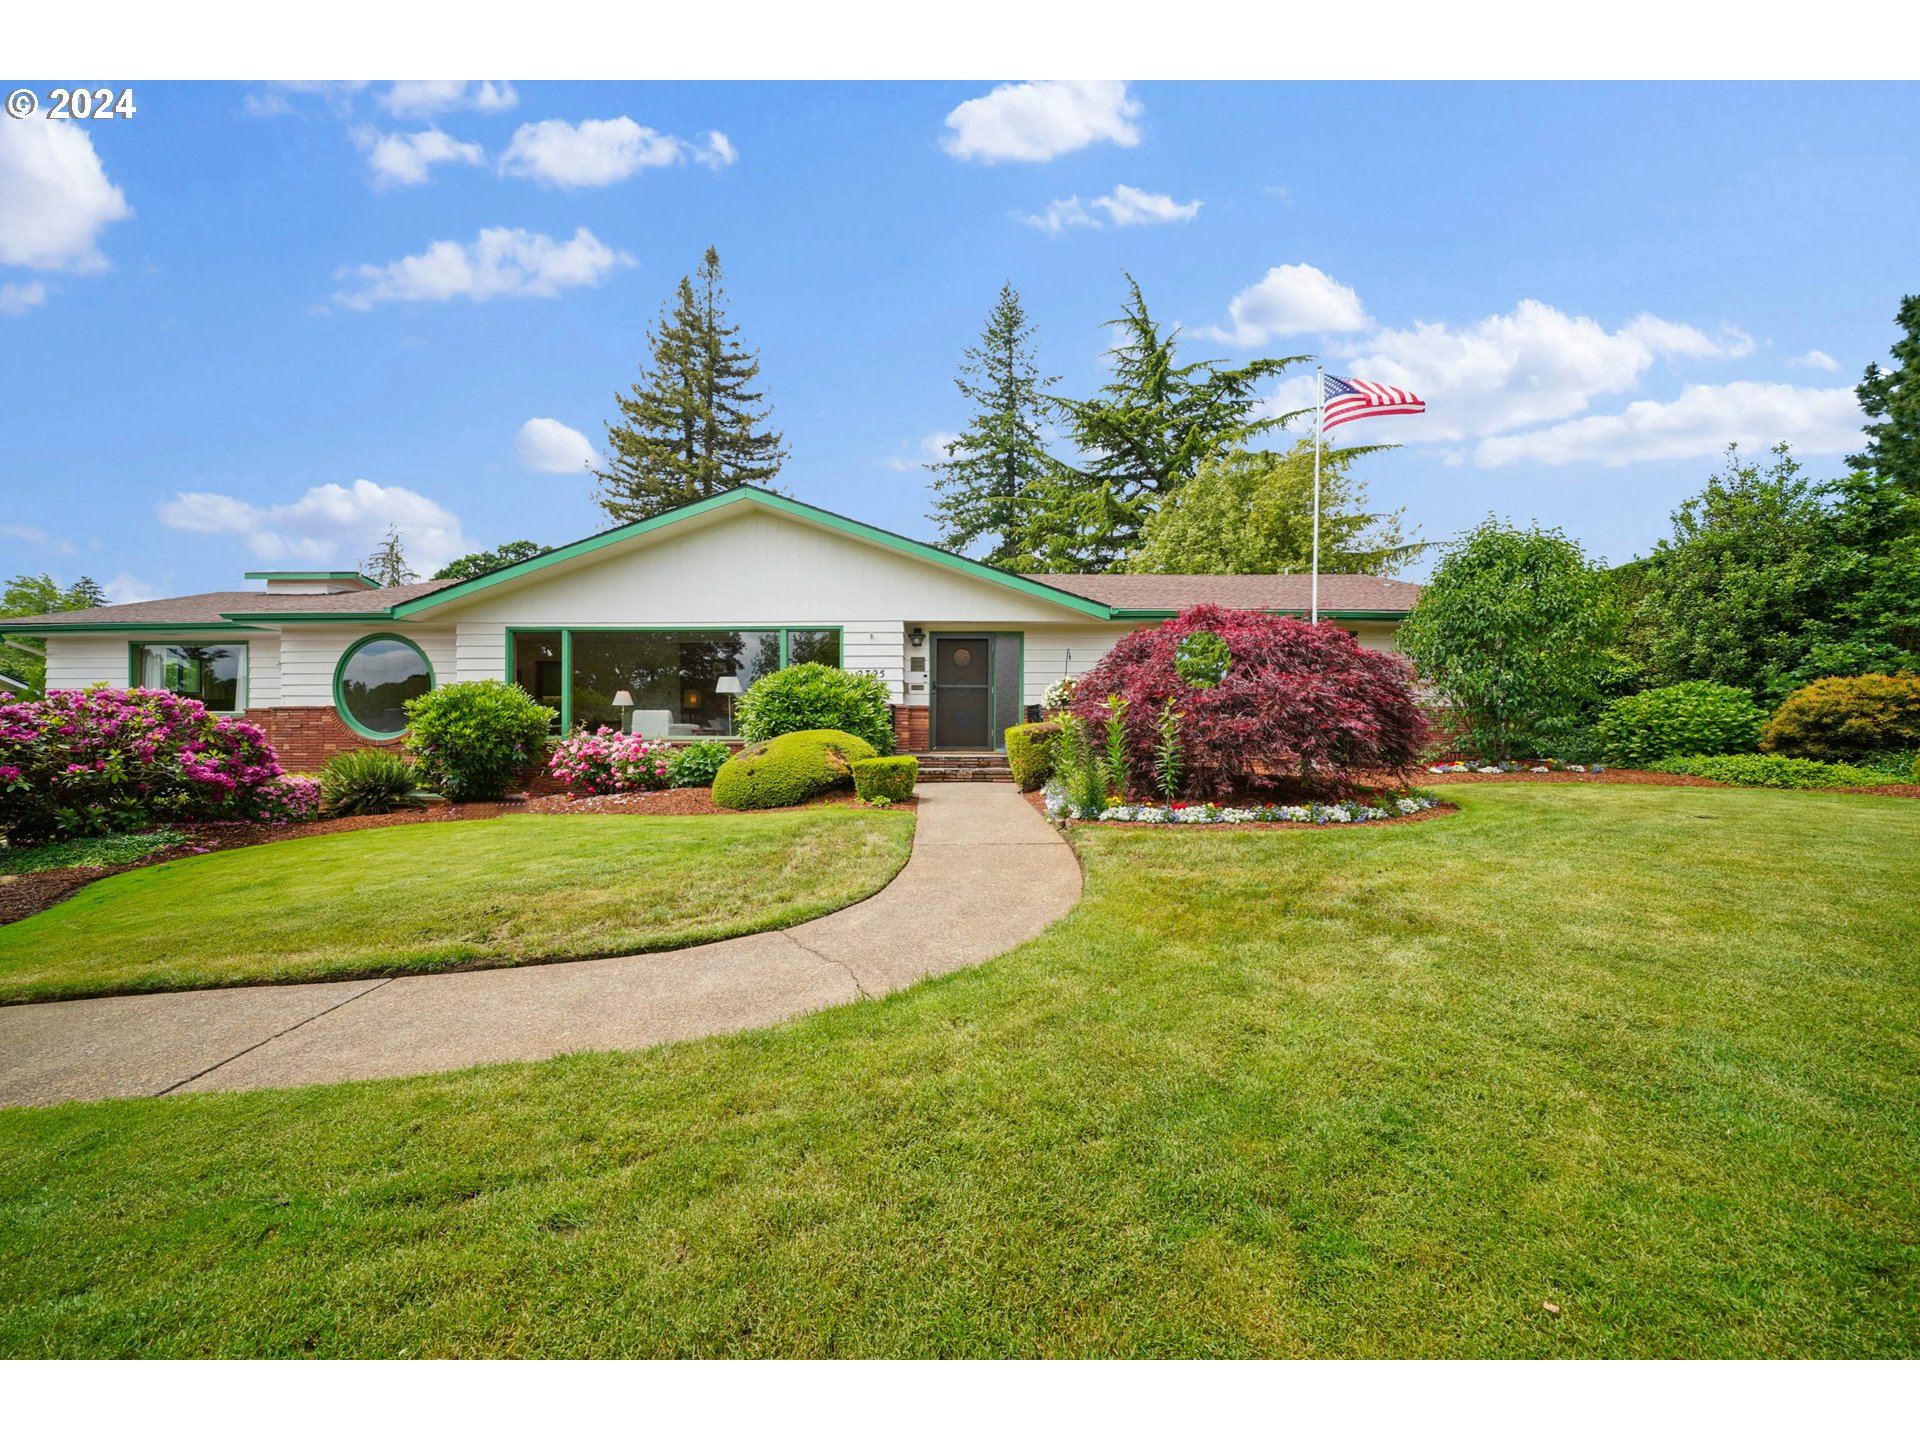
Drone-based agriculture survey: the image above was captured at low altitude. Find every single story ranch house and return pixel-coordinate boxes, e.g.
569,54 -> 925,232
3,487 -> 1421,768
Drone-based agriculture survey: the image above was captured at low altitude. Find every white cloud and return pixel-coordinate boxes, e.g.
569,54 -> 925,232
352,127 -> 486,188
1331,299 -> 1758,442
883,432 -> 961,472
1790,348 -> 1840,372
380,81 -> 518,118
243,82 -> 367,119
498,118 -> 736,187
0,523 -> 49,543
157,479 -> 472,576
941,80 -> 1141,163
0,281 -> 47,315
1202,264 -> 1370,344
515,418 -> 598,473
102,573 -> 160,605
332,226 -> 634,310
1020,183 -> 1199,234
1474,382 -> 1864,467
0,118 -> 133,273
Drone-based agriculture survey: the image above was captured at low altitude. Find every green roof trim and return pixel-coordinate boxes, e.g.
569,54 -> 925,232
385,486 -> 1117,622
1108,607 -> 1414,621
243,571 -> 379,584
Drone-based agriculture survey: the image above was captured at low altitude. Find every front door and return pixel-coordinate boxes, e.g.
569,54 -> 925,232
932,635 -> 991,749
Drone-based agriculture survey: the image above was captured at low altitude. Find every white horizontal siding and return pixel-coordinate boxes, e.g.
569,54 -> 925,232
1019,625 -> 1146,707
43,635 -> 130,692
842,620 -> 905,703
244,634 -> 280,707
277,626 -> 454,707
456,622 -> 509,684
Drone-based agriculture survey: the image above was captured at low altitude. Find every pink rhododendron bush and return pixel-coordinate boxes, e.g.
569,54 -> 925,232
546,727 -> 673,794
1066,605 -> 1430,800
0,686 -> 317,842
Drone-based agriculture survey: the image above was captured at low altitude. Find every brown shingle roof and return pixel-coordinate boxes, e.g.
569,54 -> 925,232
1026,572 -> 1421,614
1,580 -> 457,628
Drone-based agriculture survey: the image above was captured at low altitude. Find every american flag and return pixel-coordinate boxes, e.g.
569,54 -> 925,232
1321,373 -> 1426,431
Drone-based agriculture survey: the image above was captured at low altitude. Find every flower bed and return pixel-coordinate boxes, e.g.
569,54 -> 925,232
546,728 -> 675,794
1044,782 -> 1442,826
1427,760 -> 1605,775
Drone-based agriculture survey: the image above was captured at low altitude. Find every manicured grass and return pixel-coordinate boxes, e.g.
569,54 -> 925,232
0,810 -> 915,1003
0,829 -> 188,876
2,784 -> 1917,1357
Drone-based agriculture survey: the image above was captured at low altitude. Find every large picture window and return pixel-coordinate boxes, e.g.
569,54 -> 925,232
509,627 -> 843,738
335,634 -> 434,739
133,643 -> 247,713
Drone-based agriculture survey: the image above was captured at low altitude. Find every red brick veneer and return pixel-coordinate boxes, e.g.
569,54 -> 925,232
245,706 -> 400,772
891,704 -> 929,753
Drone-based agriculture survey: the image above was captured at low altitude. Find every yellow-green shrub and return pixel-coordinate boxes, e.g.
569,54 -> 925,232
1005,720 -> 1059,792
1761,674 -> 1920,760
709,729 -> 876,810
851,755 -> 918,803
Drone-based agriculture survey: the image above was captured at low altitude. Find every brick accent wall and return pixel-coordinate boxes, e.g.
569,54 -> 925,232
892,704 -> 930,753
246,706 -> 399,772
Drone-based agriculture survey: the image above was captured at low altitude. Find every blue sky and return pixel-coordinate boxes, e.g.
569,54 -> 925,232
2,79 -> 1915,601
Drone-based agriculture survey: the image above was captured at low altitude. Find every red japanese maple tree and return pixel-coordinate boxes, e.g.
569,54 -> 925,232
1067,605 -> 1429,799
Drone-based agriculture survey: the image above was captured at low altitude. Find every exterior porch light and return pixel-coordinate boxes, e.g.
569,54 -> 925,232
909,626 -> 925,648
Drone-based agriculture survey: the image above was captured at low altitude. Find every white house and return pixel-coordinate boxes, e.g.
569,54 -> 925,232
2,487 -> 1420,769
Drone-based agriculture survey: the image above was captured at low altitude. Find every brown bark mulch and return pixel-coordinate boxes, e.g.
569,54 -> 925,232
0,789 -> 914,928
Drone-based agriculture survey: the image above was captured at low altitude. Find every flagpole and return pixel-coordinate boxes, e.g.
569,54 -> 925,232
1311,365 -> 1323,625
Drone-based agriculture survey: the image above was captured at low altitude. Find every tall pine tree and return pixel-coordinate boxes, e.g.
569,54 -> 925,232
1852,293 -> 1920,502
1031,275 -> 1307,570
594,247 -> 788,525
926,282 -> 1059,567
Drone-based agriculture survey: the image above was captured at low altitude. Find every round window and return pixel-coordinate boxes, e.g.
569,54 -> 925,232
335,634 -> 433,738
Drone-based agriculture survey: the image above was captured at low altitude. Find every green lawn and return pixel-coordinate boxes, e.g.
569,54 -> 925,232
0,810 -> 915,1003
2,783 -> 1917,1357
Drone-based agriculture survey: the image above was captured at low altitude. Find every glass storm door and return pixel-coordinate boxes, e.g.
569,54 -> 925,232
932,636 -> 991,750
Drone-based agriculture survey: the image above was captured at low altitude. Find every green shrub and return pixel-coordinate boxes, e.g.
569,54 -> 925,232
403,679 -> 555,801
1648,753 -> 1893,790
666,739 -> 731,790
319,747 -> 426,816
710,729 -> 876,811
1005,720 -> 1059,792
1595,682 -> 1767,766
1761,674 -> 1920,760
736,663 -> 894,754
851,755 -> 917,803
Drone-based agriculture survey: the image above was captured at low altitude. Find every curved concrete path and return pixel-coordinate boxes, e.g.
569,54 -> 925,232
0,785 -> 1080,1108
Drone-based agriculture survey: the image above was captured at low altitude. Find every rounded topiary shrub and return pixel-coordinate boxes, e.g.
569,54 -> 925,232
710,728 -> 876,811
319,747 -> 424,816
851,755 -> 917,803
403,679 -> 556,801
0,686 -> 311,842
1067,605 -> 1428,800
735,663 -> 894,754
1594,681 -> 1767,767
1004,720 -> 1059,792
1761,673 -> 1920,761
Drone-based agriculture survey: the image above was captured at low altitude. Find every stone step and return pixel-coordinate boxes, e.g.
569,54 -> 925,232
918,770 -> 1014,783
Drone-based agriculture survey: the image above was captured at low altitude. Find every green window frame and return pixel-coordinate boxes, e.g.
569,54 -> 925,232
128,640 -> 250,714
506,626 -> 845,737
333,632 -> 436,740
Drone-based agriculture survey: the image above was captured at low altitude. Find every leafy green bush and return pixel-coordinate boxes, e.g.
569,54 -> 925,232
735,664 -> 894,754
1594,682 -> 1767,766
1174,630 -> 1230,689
710,729 -> 876,810
1761,674 -> 1920,761
851,755 -> 918,803
1005,720 -> 1059,792
403,680 -> 555,801
319,747 -> 426,816
666,739 -> 732,790
0,827 -> 188,875
1648,753 -> 1894,789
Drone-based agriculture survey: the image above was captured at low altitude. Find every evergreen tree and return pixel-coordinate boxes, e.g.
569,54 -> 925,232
1851,293 -> 1920,501
1032,275 -> 1306,570
1125,441 -> 1421,576
364,526 -> 417,586
433,540 -> 547,581
594,246 -> 787,525
2,573 -> 110,696
927,282 -> 1060,568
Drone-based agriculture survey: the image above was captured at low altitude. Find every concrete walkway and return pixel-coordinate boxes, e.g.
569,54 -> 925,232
0,785 -> 1080,1108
